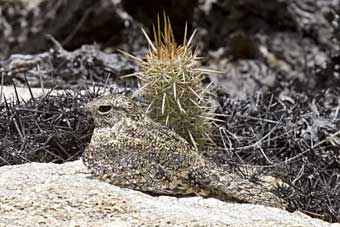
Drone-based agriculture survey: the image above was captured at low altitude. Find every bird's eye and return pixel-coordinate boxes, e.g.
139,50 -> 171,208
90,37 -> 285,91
98,105 -> 113,114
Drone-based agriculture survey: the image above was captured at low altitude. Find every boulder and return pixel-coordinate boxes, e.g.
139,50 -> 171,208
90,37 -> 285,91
0,160 -> 338,227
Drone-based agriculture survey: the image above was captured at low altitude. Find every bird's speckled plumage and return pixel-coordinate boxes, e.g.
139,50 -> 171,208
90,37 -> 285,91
82,95 -> 286,208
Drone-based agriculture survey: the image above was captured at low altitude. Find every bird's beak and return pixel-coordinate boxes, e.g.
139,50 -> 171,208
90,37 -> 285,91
81,102 -> 94,116
84,98 -> 99,111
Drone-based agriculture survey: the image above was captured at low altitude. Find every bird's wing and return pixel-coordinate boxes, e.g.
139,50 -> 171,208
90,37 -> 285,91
119,118 -> 201,166
112,120 -> 202,195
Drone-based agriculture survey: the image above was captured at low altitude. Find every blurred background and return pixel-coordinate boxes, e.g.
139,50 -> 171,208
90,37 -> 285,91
1,0 -> 339,98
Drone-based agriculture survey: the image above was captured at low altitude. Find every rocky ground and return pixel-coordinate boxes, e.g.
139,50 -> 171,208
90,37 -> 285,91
1,160 -> 339,227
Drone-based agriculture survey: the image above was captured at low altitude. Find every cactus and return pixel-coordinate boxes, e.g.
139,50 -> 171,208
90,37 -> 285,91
123,15 -> 216,151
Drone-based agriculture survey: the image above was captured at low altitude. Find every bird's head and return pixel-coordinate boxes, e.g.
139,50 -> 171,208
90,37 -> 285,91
85,95 -> 144,127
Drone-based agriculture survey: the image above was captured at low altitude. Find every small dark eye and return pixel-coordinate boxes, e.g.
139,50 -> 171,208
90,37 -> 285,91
98,105 -> 112,113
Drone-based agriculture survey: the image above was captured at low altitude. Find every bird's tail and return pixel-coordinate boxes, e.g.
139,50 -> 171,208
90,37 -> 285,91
188,163 -> 287,209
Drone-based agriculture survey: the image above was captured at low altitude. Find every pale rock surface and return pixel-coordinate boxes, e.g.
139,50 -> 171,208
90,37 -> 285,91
2,86 -> 47,101
1,85 -> 125,102
0,160 -> 339,227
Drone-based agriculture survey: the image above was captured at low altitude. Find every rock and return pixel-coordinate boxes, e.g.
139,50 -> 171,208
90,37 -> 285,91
195,0 -> 338,98
0,0 -> 145,58
1,85 -> 47,101
0,160 -> 339,227
0,41 -> 139,89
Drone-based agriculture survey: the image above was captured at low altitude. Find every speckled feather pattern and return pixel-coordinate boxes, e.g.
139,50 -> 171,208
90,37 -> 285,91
82,95 -> 286,208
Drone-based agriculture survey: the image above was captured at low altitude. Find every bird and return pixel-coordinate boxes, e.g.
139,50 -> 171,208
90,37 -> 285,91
82,95 -> 286,208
